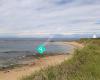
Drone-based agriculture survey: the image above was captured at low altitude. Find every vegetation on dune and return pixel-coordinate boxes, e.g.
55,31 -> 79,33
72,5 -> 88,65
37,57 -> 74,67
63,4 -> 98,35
21,38 -> 100,80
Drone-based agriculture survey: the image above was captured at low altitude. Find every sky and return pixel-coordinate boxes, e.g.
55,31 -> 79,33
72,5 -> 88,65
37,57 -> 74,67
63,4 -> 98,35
0,0 -> 100,37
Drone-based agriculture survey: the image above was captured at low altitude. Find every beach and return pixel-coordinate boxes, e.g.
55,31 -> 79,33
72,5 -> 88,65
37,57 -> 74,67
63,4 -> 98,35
0,41 -> 83,80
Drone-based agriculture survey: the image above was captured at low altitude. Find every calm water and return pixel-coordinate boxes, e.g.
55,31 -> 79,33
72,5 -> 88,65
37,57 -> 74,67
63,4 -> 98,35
0,38 -> 74,66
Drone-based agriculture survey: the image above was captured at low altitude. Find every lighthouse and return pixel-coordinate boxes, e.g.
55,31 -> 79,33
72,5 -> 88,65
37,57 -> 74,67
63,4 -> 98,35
93,34 -> 97,38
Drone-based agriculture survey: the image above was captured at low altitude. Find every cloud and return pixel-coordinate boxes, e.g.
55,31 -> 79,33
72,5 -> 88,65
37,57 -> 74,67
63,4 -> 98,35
49,0 -> 73,5
0,0 -> 100,37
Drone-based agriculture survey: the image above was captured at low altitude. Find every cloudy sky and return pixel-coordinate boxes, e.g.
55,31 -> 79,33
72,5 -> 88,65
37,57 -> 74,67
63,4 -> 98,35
0,0 -> 100,37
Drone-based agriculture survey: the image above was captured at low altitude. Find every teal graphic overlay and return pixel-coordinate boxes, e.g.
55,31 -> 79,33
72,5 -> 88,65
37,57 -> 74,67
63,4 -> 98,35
36,44 -> 46,54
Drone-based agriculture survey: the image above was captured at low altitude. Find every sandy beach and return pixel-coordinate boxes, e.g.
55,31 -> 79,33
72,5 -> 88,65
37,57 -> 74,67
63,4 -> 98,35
0,41 -> 83,80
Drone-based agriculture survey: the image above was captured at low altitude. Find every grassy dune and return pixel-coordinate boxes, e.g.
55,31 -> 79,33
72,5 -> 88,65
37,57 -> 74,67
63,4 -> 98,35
21,38 -> 100,80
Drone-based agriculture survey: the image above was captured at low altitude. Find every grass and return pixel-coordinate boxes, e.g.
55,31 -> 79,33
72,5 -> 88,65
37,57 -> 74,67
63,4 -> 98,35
21,38 -> 100,80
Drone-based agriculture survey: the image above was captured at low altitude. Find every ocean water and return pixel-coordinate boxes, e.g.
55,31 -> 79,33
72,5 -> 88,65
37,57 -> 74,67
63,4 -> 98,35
0,38 -> 74,66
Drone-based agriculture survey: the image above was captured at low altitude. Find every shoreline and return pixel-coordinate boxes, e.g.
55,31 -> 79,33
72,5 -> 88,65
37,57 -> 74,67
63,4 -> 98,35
49,41 -> 84,48
0,41 -> 83,80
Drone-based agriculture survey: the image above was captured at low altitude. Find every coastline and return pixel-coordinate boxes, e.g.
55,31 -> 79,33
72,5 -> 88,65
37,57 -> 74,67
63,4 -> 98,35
49,41 -> 84,48
0,41 -> 83,80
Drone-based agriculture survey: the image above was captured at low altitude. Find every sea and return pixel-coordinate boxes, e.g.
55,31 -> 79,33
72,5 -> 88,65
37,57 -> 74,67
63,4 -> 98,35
0,38 -> 76,67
